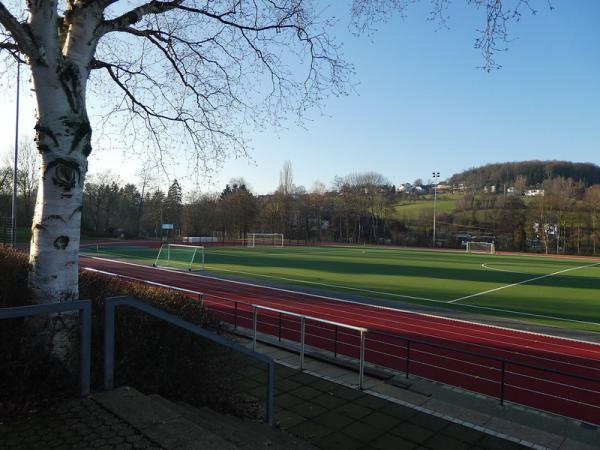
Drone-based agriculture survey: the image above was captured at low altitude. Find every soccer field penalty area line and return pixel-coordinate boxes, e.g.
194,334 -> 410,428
450,261 -> 600,304
480,263 -> 535,275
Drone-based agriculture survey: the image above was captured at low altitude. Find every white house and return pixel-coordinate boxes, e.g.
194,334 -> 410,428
525,189 -> 545,197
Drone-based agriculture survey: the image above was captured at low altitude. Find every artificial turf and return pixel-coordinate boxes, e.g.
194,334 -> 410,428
84,243 -> 600,332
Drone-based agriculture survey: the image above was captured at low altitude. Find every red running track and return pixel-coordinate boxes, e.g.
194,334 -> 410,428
81,256 -> 600,426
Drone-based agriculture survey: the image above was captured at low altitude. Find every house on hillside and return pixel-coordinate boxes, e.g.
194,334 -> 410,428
397,183 -> 414,193
525,189 -> 544,197
436,183 -> 453,194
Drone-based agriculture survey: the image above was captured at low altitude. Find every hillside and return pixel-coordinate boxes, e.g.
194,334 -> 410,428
448,160 -> 600,188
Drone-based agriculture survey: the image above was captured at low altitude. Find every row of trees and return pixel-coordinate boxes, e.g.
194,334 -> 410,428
3,149 -> 600,256
4,153 -> 600,256
76,163 -> 397,245
0,140 -> 39,228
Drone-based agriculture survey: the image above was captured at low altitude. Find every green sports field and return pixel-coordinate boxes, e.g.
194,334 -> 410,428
84,243 -> 600,332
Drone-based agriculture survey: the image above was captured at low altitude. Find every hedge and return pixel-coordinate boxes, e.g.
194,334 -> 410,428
0,247 -> 259,420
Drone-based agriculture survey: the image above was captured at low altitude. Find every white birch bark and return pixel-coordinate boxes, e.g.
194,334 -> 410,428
25,4 -> 99,303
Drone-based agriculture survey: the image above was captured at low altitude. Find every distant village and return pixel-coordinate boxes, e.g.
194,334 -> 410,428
396,181 -> 545,197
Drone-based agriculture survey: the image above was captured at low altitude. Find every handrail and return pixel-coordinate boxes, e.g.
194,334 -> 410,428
251,303 -> 368,389
84,268 -> 600,422
252,304 -> 368,332
103,296 -> 275,425
0,300 -> 92,397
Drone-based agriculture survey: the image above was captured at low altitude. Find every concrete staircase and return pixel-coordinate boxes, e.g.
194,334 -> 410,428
93,386 -> 315,449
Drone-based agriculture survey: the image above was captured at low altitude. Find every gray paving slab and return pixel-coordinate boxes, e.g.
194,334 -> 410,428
237,333 -> 600,450
0,397 -> 161,450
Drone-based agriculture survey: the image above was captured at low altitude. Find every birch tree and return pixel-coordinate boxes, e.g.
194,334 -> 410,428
0,0 -> 349,303
0,0 -> 542,304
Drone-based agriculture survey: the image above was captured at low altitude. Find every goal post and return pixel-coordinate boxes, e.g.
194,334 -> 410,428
153,244 -> 205,271
466,241 -> 495,254
246,233 -> 284,248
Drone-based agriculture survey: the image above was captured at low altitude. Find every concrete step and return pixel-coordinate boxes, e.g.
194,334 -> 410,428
161,396 -> 315,449
93,386 -> 238,450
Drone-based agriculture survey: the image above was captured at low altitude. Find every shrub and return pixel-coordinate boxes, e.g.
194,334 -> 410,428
0,246 -> 31,308
0,247 -> 257,420
80,271 -> 256,416
0,247 -> 75,418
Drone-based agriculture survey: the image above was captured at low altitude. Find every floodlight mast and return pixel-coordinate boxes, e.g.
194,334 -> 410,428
432,171 -> 440,248
11,61 -> 20,247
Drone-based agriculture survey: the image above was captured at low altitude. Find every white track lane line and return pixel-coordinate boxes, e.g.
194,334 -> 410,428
449,261 -> 600,304
92,249 -> 440,302
82,256 -> 600,346
81,266 -> 600,372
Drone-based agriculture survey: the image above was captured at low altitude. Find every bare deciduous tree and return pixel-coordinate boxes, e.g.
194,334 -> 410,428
0,0 -> 543,303
0,1 -> 350,302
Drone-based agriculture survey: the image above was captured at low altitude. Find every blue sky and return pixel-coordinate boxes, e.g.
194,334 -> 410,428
1,1 -> 598,194
214,0 -> 600,193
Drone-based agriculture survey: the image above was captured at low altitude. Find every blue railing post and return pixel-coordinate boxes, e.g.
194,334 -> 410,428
266,361 -> 274,425
300,317 -> 306,370
0,300 -> 92,398
278,312 -> 282,342
104,300 -> 116,390
500,360 -> 506,405
406,340 -> 411,379
333,325 -> 338,357
80,301 -> 92,397
359,330 -> 365,389
234,301 -> 238,329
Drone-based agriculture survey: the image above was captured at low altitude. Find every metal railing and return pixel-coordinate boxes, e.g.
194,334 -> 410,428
0,300 -> 92,397
83,268 -> 600,425
204,296 -> 600,425
251,304 -> 368,389
366,329 -> 600,405
103,296 -> 275,425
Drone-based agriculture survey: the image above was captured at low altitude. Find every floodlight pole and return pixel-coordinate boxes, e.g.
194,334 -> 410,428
432,172 -> 440,248
11,60 -> 21,247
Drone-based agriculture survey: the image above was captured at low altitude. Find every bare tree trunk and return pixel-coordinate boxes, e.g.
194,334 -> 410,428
28,63 -> 90,303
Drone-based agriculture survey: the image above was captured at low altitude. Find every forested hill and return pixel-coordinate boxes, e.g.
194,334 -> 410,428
448,161 -> 600,187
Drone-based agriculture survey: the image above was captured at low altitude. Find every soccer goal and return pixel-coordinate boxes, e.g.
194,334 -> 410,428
246,233 -> 284,248
466,241 -> 495,254
153,244 -> 205,271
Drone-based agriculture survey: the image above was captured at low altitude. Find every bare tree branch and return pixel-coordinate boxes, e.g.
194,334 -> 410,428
350,0 -> 547,71
0,1 -> 36,58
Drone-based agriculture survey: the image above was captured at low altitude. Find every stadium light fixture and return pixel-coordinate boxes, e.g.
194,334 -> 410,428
432,171 -> 440,248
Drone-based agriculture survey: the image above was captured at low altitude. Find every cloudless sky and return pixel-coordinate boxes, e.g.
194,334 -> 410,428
1,0 -> 599,195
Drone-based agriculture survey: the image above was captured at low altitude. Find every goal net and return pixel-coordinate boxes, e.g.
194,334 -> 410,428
466,241 -> 495,254
153,244 -> 205,271
246,233 -> 284,248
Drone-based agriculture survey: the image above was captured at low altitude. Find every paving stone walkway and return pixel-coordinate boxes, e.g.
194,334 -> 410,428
235,363 -> 528,450
0,398 -> 161,450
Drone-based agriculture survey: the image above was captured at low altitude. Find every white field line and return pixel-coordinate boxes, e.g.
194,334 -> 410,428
83,267 -> 204,296
199,265 -> 443,304
481,263 -> 535,275
95,248 -> 442,303
83,256 -> 600,342
449,261 -> 600,304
